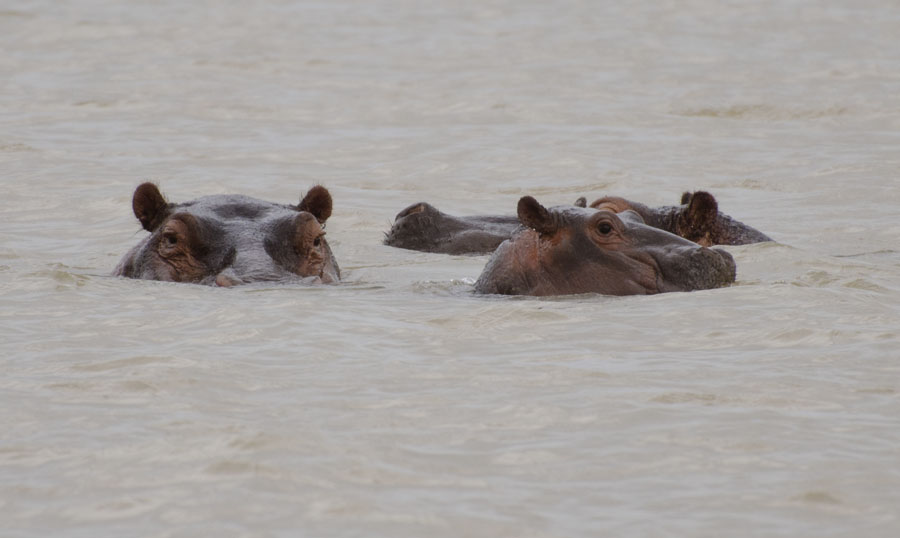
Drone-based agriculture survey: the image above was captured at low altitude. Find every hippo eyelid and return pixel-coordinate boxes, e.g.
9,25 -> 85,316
592,211 -> 621,229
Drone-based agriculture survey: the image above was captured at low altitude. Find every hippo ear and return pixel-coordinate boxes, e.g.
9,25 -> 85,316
132,182 -> 169,231
680,191 -> 693,205
298,185 -> 332,223
517,196 -> 555,234
686,191 -> 718,224
679,191 -> 719,241
574,197 -> 587,208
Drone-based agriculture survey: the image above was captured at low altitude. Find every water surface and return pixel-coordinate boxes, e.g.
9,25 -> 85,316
2,1 -> 900,536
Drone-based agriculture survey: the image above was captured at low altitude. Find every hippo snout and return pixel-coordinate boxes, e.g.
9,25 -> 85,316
713,247 -> 736,276
704,247 -> 737,288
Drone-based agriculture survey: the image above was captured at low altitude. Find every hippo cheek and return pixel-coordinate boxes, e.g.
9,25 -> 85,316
474,234 -> 540,295
154,244 -> 209,283
600,251 -> 663,295
297,250 -> 325,279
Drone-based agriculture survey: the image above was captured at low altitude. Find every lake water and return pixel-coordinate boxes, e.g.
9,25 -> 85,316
2,1 -> 899,536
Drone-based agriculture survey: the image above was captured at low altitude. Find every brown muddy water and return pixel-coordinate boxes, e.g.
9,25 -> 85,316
2,1 -> 900,536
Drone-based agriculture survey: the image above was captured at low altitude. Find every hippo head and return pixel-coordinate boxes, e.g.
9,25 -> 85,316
114,183 -> 340,286
383,202 -> 449,252
384,202 -> 520,255
473,196 -> 736,296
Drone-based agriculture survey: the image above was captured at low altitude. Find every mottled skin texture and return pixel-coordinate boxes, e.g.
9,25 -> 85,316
590,191 -> 772,247
385,192 -> 769,255
474,196 -> 736,296
114,183 -> 340,286
383,202 -> 521,255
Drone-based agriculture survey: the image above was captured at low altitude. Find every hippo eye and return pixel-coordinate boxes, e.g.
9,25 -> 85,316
598,222 -> 612,235
313,237 -> 321,247
163,233 -> 178,246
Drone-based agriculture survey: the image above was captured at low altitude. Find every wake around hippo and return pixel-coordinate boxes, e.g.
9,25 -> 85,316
384,191 -> 770,255
473,196 -> 737,296
114,183 -> 340,286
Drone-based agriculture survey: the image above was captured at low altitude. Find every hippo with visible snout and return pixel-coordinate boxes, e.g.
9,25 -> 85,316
473,196 -> 736,296
385,191 -> 770,255
114,183 -> 340,286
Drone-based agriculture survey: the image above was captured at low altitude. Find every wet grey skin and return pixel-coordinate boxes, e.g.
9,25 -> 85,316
385,192 -> 769,255
473,196 -> 737,297
383,202 -> 522,255
114,183 -> 340,286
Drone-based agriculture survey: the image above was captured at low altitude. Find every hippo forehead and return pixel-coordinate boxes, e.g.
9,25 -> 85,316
546,205 -> 701,248
176,195 -> 296,223
169,195 -> 317,254
546,204 -> 600,221
166,196 -> 322,277
545,205 -> 642,226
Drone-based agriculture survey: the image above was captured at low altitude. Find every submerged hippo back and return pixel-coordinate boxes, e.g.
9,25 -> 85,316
474,196 -> 736,297
115,183 -> 340,286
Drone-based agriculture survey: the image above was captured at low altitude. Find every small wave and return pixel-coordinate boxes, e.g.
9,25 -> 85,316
834,249 -> 899,261
71,355 -> 172,373
673,103 -> 848,121
27,265 -> 92,289
0,143 -> 36,152
410,278 -> 475,297
792,491 -> 842,505
496,182 -> 613,197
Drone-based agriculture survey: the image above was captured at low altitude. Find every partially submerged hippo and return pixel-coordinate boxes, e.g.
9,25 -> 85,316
385,191 -> 769,255
590,191 -> 772,247
114,183 -> 340,286
383,201 -> 520,255
474,196 -> 736,296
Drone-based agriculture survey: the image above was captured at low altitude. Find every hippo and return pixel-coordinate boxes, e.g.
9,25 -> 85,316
473,196 -> 736,296
385,192 -> 769,255
114,183 -> 340,286
383,201 -> 521,255
589,191 -> 772,246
